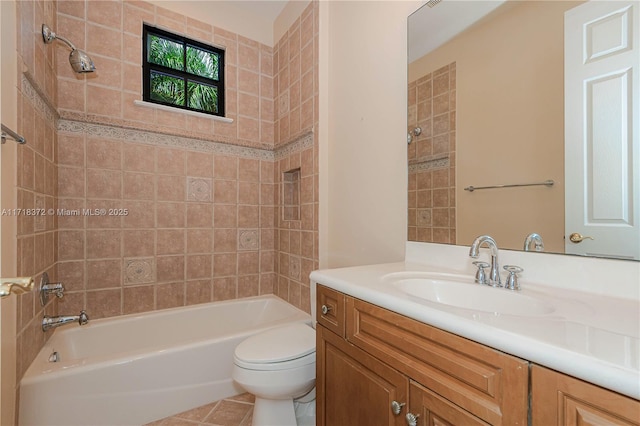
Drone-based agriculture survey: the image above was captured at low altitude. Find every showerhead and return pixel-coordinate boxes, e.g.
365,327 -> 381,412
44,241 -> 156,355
68,48 -> 96,73
42,24 -> 96,73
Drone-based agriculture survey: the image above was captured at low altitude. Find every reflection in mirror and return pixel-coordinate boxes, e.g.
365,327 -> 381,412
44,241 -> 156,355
408,0 -> 639,260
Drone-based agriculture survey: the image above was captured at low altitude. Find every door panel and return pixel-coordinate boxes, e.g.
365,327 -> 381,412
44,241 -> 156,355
565,1 -> 640,259
317,326 -> 408,426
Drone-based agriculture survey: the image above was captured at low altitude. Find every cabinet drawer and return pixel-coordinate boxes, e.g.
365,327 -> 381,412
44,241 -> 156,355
316,285 -> 345,337
346,296 -> 528,426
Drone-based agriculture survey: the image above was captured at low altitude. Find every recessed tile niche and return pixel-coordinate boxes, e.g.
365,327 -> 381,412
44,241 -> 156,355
283,168 -> 301,221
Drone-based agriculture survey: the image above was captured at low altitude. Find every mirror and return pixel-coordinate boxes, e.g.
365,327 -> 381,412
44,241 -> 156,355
408,0 -> 639,260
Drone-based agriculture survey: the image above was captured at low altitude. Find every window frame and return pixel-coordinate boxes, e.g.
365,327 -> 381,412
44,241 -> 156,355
142,24 -> 225,117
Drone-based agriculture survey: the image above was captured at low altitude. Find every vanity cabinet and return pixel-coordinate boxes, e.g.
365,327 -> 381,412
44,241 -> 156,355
317,325 -> 408,425
316,285 -> 529,426
531,364 -> 640,426
316,285 -> 640,426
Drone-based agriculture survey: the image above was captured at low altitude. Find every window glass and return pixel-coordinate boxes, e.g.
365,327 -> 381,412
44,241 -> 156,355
148,35 -> 184,72
187,45 -> 219,80
187,81 -> 218,113
143,25 -> 225,116
150,71 -> 185,106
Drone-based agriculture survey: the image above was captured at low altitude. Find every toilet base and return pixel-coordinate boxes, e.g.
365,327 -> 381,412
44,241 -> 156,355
252,398 -> 297,426
294,400 -> 315,426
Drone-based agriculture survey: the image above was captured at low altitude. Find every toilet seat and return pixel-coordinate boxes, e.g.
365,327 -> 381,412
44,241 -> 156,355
234,323 -> 315,371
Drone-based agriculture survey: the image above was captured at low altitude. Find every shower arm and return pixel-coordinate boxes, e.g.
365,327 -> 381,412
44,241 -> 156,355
42,25 -> 78,51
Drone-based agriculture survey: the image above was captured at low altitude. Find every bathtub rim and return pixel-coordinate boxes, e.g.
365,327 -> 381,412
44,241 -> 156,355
21,294 -> 312,385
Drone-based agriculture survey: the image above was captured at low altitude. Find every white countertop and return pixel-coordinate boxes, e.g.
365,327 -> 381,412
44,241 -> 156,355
310,243 -> 640,400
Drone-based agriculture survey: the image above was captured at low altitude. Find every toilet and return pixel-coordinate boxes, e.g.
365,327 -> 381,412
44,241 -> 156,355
232,322 -> 316,426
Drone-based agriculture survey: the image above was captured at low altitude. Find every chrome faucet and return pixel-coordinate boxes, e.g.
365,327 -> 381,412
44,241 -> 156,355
42,310 -> 89,332
523,233 -> 544,252
469,235 -> 502,286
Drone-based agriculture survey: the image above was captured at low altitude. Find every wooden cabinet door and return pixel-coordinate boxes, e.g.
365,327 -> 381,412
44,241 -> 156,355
531,365 -> 640,426
317,325 -> 408,426
407,380 -> 490,426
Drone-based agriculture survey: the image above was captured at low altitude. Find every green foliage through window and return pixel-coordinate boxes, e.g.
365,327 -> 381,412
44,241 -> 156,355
143,25 -> 224,116
150,71 -> 184,106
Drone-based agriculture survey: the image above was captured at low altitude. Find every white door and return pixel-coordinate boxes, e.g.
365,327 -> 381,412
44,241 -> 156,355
565,0 -> 640,259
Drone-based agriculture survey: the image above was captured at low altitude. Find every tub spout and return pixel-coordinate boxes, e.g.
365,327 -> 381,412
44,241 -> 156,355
42,310 -> 89,332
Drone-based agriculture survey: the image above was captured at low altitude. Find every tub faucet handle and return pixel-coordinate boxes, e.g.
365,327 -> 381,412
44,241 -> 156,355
79,310 -> 89,326
39,272 -> 65,306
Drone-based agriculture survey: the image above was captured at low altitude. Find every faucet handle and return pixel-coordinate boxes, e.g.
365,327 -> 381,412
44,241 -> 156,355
503,265 -> 523,290
39,272 -> 65,306
472,261 -> 490,285
79,310 -> 89,326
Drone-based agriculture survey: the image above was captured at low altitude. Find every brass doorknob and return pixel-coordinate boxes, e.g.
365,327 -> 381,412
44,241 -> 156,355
569,233 -> 594,243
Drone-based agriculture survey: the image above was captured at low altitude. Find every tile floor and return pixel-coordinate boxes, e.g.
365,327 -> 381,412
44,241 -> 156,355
144,393 -> 254,426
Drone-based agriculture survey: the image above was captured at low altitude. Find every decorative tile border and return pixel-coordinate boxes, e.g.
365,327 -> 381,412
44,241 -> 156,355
57,120 -> 314,162
21,73 -> 57,124
26,69 -> 314,163
409,155 -> 450,173
274,131 -> 314,161
58,119 -> 275,160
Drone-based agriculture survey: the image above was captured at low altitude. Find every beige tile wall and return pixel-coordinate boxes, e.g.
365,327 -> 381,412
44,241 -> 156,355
51,0 -> 281,318
55,0 -> 275,149
274,2 -> 317,148
14,0 -> 60,385
55,134 -> 278,318
273,2 -> 319,313
12,0 -> 319,396
407,62 -> 457,244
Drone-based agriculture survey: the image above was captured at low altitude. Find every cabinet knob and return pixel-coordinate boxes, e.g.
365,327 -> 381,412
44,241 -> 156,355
405,412 -> 420,426
391,400 -> 405,415
321,304 -> 332,315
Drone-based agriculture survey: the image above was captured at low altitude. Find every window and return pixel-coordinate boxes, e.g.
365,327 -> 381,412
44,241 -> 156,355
143,24 -> 225,117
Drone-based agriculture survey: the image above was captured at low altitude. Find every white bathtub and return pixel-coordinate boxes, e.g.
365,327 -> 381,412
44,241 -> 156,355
19,295 -> 311,426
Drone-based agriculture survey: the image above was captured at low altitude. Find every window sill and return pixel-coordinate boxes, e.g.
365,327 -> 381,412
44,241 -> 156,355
133,100 -> 234,123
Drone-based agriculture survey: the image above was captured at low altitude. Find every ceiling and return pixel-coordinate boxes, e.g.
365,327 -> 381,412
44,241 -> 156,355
239,0 -> 289,22
149,0 -> 290,46
408,0 -> 506,63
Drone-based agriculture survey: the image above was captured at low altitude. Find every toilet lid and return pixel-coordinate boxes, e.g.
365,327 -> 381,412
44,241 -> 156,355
234,323 -> 315,364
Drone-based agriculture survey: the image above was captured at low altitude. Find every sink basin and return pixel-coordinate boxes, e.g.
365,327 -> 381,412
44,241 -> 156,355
392,277 -> 556,316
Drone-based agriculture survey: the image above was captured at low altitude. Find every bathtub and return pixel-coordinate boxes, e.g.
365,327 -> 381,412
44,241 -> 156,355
19,295 -> 311,426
